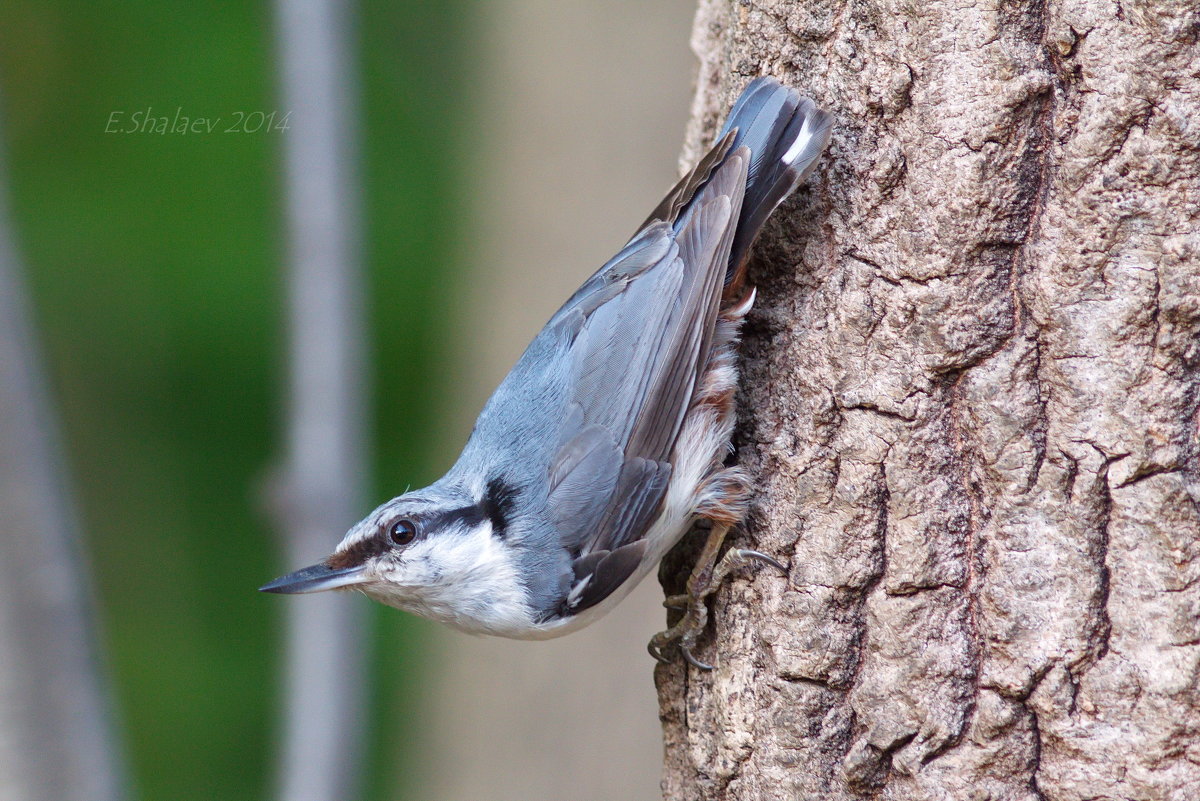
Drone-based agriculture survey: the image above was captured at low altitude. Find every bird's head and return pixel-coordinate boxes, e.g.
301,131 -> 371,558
259,479 -> 532,633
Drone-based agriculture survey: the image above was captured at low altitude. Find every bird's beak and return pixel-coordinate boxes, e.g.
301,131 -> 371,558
259,562 -> 367,594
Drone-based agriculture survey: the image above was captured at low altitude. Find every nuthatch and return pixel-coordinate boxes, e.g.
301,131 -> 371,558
261,77 -> 832,669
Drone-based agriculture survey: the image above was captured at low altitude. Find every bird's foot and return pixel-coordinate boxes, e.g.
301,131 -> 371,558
648,587 -> 713,669
648,525 -> 786,670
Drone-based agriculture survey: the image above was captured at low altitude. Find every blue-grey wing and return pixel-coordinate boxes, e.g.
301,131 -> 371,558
544,146 -> 749,616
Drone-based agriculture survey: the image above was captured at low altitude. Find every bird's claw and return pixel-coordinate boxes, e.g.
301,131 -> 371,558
648,635 -> 713,670
647,639 -> 673,664
681,645 -> 713,671
648,533 -> 787,671
731,548 -> 787,573
648,596 -> 711,669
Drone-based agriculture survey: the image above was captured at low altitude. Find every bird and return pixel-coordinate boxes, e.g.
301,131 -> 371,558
261,77 -> 832,669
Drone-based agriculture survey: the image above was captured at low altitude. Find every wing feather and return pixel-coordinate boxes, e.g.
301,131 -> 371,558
547,423 -> 622,551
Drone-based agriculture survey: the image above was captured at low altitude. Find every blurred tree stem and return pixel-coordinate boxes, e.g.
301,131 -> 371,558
269,0 -> 370,800
0,101 -> 126,801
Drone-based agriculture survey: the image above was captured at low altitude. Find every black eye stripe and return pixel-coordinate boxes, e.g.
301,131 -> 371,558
327,485 -> 520,567
423,504 -> 486,531
325,535 -> 388,569
417,482 -> 519,538
483,478 -> 519,539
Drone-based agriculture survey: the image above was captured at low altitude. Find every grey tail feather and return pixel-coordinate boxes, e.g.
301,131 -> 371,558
720,76 -> 832,287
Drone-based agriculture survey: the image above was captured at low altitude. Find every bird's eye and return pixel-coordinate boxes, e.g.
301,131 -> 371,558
389,519 -> 418,547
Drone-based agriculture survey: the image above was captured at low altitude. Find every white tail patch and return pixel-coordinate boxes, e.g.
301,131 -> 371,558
782,98 -> 833,177
782,115 -> 820,164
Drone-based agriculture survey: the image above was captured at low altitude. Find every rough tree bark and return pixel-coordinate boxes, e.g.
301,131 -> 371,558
656,2 -> 1200,800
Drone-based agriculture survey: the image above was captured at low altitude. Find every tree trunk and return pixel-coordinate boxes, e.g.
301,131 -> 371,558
656,2 -> 1200,800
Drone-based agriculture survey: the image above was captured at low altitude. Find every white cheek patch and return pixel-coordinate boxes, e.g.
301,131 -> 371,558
367,521 -> 535,636
379,538 -> 441,585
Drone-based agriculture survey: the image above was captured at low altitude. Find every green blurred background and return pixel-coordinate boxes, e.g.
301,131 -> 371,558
0,0 -> 698,798
0,1 -> 470,799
